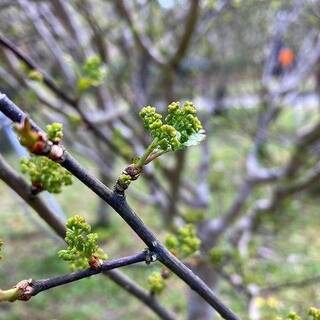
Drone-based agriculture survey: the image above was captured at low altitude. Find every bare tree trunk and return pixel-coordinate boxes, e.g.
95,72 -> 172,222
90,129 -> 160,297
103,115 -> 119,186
188,263 -> 219,320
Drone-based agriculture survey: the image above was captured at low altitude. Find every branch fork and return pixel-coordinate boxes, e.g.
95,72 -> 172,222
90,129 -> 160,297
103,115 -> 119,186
114,164 -> 143,194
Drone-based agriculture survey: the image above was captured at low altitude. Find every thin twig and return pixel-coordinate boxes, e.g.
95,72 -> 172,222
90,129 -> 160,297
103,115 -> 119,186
28,251 -> 148,298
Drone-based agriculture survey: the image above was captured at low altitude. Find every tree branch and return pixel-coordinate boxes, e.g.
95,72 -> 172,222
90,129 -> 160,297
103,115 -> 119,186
0,93 -> 240,320
259,274 -> 320,295
106,270 -> 176,320
170,0 -> 201,68
0,34 -> 76,106
113,0 -> 166,67
0,152 -> 175,320
4,251 -> 149,301
0,153 -> 66,238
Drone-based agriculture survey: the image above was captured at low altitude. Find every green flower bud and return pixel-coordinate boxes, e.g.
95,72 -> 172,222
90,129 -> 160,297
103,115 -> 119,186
165,224 -> 201,259
147,272 -> 166,294
20,156 -> 72,193
46,122 -> 63,143
66,215 -> 91,233
309,308 -> 320,320
58,215 -> 108,270
164,234 -> 179,253
139,101 -> 204,155
77,55 -> 107,93
287,312 -> 302,320
167,101 -> 180,113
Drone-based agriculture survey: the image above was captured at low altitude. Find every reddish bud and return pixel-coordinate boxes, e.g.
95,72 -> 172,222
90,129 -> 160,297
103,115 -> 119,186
15,279 -> 33,301
89,255 -> 102,270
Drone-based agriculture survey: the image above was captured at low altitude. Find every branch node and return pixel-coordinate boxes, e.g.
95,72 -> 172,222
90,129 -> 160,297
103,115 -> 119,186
114,164 -> 142,194
14,279 -> 33,301
144,248 -> 158,265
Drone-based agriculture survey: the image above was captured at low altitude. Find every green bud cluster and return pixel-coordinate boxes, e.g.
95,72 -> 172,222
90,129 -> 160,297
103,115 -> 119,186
275,307 -> 320,320
139,101 -> 204,153
147,271 -> 166,294
166,101 -> 202,144
165,224 -> 201,258
58,215 -> 108,270
117,173 -> 132,190
0,240 -> 3,260
310,308 -> 320,320
77,55 -> 107,93
280,312 -> 302,320
209,247 -> 225,265
287,312 -> 302,320
20,156 -> 72,193
46,122 -> 63,143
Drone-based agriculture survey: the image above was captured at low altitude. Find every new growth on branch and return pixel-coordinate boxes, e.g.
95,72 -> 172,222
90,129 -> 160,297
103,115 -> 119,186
0,93 -> 241,320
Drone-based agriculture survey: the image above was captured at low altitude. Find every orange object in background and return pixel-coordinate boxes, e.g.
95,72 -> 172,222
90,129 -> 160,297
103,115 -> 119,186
278,47 -> 295,67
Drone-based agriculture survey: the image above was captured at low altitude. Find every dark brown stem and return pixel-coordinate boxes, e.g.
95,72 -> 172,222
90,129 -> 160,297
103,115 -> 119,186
27,251 -> 148,298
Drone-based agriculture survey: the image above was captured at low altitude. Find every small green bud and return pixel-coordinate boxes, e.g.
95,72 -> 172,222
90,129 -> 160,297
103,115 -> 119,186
167,101 -> 179,112
46,122 -> 63,143
119,174 -> 131,185
164,234 -> 179,253
165,224 -> 201,258
147,272 -> 166,294
77,55 -> 107,93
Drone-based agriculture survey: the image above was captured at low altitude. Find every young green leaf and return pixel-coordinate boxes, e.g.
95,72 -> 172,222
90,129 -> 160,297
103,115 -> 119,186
181,131 -> 206,148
